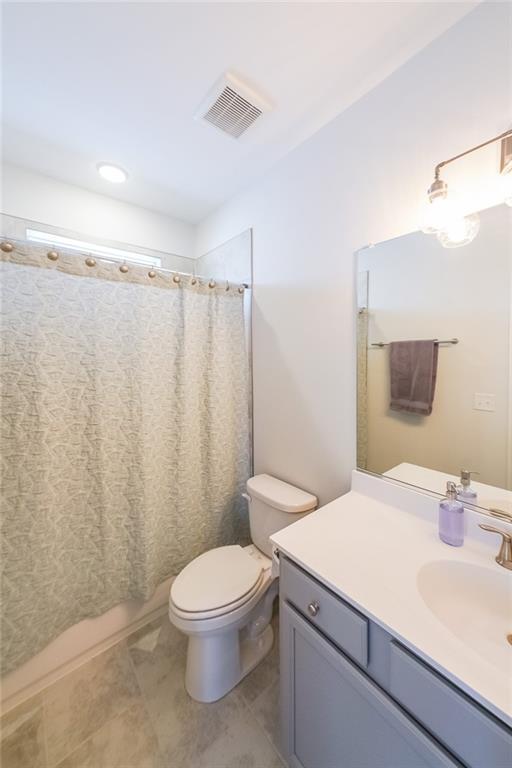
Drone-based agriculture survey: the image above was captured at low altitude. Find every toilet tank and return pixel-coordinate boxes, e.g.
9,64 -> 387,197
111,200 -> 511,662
245,474 -> 317,557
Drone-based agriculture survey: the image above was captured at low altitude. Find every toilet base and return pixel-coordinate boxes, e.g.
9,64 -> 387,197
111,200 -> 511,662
185,624 -> 274,703
240,623 -> 274,682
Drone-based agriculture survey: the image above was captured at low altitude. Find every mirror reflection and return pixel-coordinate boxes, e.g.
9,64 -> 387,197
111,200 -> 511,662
357,203 -> 512,515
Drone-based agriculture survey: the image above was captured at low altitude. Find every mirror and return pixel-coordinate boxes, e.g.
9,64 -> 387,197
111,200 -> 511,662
357,203 -> 512,516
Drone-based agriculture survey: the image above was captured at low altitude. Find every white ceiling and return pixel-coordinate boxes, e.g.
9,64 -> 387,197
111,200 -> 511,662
2,2 -> 476,223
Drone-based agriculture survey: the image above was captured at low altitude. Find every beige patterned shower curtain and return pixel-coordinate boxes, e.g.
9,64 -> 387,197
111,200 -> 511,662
0,245 -> 250,675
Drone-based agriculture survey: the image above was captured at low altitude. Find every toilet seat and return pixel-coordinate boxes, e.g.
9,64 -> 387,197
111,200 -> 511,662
170,571 -> 267,621
170,545 -> 264,620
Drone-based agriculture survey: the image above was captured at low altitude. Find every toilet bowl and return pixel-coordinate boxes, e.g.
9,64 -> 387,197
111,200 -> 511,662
169,544 -> 277,702
169,474 -> 317,703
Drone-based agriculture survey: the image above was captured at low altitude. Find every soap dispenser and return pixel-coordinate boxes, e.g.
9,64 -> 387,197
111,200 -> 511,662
439,481 -> 464,546
456,469 -> 478,503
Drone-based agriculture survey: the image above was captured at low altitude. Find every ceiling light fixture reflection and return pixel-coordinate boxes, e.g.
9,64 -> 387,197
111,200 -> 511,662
97,163 -> 128,183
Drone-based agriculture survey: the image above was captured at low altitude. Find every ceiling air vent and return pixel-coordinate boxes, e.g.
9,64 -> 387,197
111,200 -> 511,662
196,72 -> 271,139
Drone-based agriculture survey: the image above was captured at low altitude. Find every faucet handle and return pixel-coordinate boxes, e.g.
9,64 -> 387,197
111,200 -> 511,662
478,523 -> 512,541
479,523 -> 512,540
478,524 -> 512,570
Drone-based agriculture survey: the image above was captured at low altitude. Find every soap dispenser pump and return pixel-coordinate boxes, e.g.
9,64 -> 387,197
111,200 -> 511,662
439,481 -> 464,546
457,469 -> 478,503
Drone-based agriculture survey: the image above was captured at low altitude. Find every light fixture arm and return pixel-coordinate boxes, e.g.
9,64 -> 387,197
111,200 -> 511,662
434,128 -> 512,180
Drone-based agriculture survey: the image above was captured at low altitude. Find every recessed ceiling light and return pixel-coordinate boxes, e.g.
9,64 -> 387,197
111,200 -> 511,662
97,163 -> 128,183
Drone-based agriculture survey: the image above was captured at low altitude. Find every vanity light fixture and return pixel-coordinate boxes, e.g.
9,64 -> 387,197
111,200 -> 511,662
97,163 -> 128,184
423,128 -> 512,245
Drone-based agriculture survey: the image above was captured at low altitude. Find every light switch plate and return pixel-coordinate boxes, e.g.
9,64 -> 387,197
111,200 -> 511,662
473,393 -> 496,412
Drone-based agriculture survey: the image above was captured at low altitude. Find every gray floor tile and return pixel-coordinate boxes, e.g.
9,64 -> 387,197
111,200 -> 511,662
0,695 -> 46,768
43,643 -> 141,767
55,699 -> 162,768
138,650 -> 241,765
127,614 -> 187,692
4,613 -> 283,768
129,613 -> 284,767
250,680 -> 282,757
195,701 -> 284,768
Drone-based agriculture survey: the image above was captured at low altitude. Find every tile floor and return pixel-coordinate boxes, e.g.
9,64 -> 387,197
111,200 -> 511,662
1,612 -> 284,768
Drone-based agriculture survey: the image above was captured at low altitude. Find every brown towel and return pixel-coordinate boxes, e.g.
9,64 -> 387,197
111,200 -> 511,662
389,340 -> 439,415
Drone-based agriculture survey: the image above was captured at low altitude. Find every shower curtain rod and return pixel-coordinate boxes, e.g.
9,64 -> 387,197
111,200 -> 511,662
0,236 -> 250,288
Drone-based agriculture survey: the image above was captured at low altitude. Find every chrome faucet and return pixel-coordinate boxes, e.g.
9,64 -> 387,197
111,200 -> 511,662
479,524 -> 512,570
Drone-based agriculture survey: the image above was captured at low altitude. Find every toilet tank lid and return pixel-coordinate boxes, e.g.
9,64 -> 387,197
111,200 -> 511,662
246,474 -> 317,513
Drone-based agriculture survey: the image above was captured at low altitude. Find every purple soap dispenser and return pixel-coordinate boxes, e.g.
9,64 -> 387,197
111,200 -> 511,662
439,481 -> 465,546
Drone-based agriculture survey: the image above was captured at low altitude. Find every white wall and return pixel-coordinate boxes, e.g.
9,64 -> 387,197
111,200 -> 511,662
196,229 -> 252,285
195,3 -> 511,505
1,164 -> 195,258
359,204 -> 511,489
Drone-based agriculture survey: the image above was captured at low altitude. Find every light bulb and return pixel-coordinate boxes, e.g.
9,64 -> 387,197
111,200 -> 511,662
420,196 -> 460,234
97,163 -> 128,183
436,213 -> 480,248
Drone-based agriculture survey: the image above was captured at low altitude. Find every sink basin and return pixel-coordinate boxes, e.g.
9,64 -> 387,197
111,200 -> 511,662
417,560 -> 512,669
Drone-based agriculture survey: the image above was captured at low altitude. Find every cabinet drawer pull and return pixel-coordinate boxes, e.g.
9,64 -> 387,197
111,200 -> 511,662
308,601 -> 320,617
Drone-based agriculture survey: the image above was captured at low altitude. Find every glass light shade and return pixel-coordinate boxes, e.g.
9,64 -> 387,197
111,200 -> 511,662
420,197 -> 460,234
97,163 -> 128,183
436,213 -> 480,248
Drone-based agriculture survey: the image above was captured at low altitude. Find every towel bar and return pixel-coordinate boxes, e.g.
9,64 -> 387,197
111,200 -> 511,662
370,338 -> 459,348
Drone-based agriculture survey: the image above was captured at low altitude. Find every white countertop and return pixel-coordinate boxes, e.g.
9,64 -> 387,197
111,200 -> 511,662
271,472 -> 512,727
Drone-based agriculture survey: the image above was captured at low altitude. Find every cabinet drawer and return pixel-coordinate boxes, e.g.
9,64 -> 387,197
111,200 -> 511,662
281,557 -> 368,667
390,642 -> 512,768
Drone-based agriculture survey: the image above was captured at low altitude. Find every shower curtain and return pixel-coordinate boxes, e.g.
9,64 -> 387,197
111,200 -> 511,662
0,245 -> 250,675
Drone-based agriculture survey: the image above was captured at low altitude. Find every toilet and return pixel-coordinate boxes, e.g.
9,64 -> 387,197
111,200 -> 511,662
168,474 -> 317,703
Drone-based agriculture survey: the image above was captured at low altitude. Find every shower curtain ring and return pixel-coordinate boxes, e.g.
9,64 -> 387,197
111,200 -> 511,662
209,279 -> 216,288
225,281 -> 230,291
47,250 -> 59,261
1,241 -> 14,253
119,262 -> 129,274
85,257 -> 96,267
148,269 -> 157,279
173,273 -> 181,284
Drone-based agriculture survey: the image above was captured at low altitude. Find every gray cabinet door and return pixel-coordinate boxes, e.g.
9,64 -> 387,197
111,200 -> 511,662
280,602 -> 461,768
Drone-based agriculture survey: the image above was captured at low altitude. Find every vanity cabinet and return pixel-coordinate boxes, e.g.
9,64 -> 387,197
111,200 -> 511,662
279,556 -> 512,768
281,602 -> 459,768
